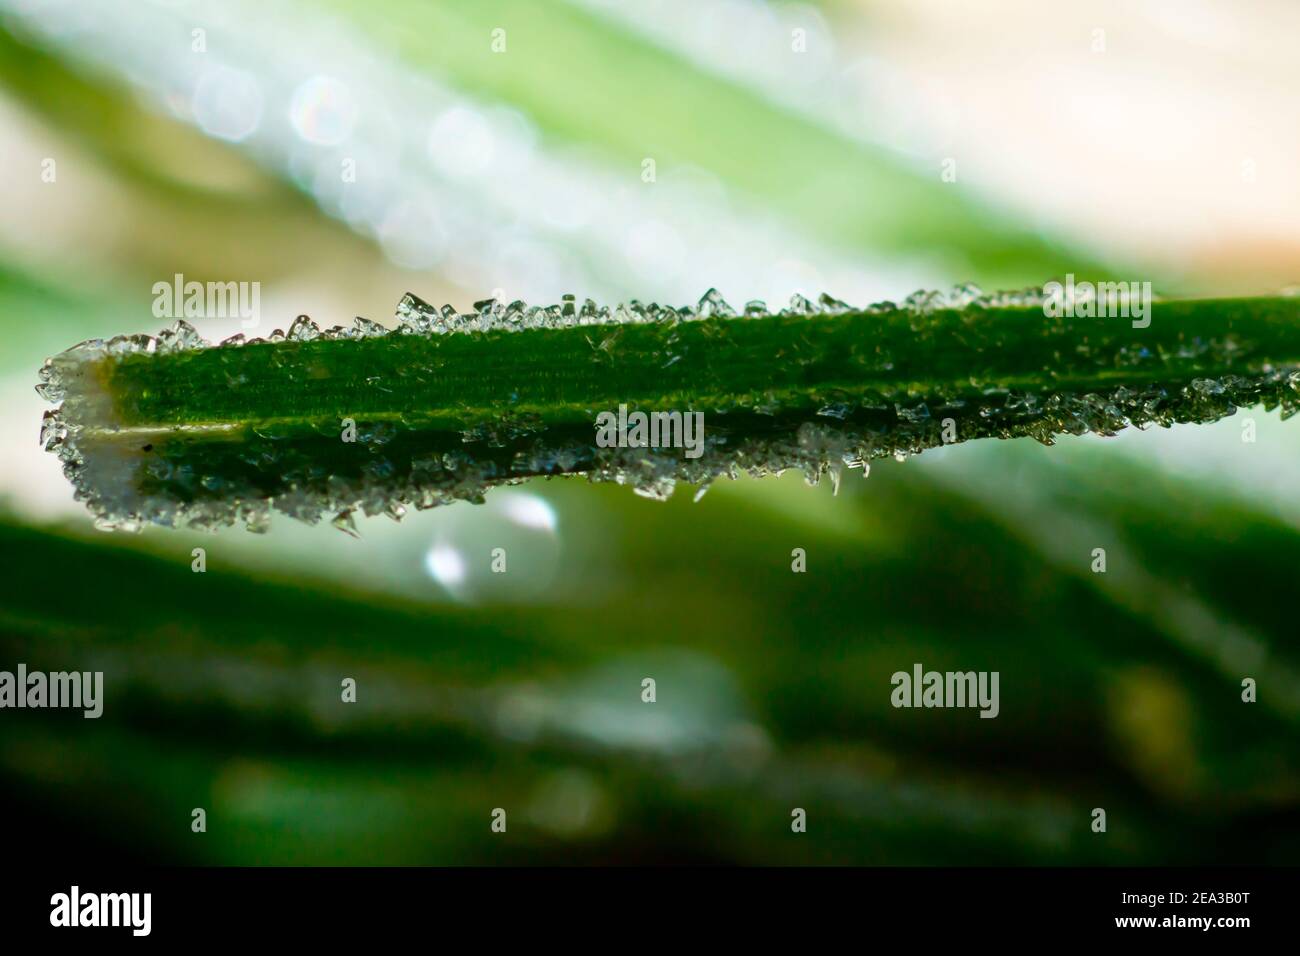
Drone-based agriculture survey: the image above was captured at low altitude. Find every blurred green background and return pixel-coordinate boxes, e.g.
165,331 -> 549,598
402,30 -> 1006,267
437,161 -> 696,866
0,0 -> 1297,864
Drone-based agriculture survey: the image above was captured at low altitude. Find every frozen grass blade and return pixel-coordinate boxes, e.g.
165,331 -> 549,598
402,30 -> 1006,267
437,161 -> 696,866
37,287 -> 1300,533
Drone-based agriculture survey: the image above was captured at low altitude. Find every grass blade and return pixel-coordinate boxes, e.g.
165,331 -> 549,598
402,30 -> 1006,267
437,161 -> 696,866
38,288 -> 1300,532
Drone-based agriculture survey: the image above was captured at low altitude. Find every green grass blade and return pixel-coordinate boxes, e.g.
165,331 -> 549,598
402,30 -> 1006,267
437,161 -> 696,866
38,289 -> 1300,532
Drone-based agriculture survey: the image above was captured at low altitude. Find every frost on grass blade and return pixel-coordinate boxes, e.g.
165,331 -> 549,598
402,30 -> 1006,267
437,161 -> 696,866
36,288 -> 1300,533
